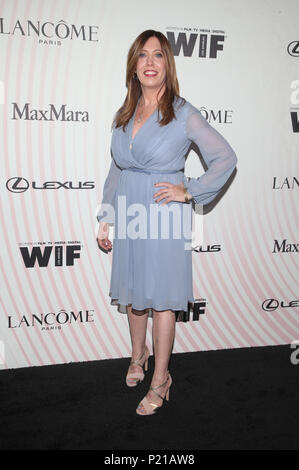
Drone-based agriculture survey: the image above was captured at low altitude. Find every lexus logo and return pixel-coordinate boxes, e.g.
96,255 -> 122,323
6,177 -> 29,193
6,177 -> 95,192
287,41 -> 299,57
262,298 -> 299,311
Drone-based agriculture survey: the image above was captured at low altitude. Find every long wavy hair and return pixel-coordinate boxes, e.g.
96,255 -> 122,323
112,29 -> 185,131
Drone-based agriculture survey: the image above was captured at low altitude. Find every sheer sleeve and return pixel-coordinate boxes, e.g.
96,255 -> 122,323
183,104 -> 237,205
96,156 -> 122,225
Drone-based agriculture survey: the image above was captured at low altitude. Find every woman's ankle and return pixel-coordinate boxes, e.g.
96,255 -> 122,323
131,344 -> 146,359
151,370 -> 169,384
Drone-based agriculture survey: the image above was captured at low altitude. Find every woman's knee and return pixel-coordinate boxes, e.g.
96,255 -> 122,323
153,309 -> 175,320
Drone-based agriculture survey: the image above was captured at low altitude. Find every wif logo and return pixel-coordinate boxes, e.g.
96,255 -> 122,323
290,80 -> 299,132
166,29 -> 225,58
19,242 -> 82,267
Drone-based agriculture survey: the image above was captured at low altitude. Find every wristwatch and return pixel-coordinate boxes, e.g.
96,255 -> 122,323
183,187 -> 190,203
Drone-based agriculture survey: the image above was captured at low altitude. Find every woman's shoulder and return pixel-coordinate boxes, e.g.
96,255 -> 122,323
173,96 -> 200,119
173,95 -> 186,109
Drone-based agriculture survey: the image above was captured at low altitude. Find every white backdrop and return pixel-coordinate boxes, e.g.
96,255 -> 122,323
0,0 -> 298,369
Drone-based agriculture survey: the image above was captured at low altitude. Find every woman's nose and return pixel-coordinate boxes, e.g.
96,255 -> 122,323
146,55 -> 154,65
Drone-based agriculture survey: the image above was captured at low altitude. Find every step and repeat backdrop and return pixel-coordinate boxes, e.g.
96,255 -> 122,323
0,0 -> 298,369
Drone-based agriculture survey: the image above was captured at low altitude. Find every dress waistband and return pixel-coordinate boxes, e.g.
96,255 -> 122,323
124,167 -> 182,175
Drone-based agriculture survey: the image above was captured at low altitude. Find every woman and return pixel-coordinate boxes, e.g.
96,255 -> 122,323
96,30 -> 237,416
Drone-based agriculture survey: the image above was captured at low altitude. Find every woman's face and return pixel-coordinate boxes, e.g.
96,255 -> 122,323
135,36 -> 166,93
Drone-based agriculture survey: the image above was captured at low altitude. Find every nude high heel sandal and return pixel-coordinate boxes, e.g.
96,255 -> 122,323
136,371 -> 172,415
126,345 -> 150,387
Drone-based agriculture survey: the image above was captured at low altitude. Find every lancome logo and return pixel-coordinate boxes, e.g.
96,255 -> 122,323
8,309 -> 95,331
198,107 -> 233,124
166,28 -> 225,59
272,177 -> 299,189
11,103 -> 89,121
0,18 -> 99,46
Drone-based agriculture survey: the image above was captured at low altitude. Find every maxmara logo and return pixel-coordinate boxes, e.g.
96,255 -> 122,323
0,18 -> 99,45
11,103 -> 89,121
272,239 -> 299,253
166,28 -> 225,58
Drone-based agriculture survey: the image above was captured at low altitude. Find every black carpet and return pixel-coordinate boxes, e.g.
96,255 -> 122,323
0,344 -> 298,450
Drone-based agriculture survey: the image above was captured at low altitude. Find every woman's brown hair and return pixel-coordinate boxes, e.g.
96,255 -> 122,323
113,29 -> 185,131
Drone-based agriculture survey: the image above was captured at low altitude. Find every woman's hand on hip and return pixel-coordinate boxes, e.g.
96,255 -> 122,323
153,181 -> 192,205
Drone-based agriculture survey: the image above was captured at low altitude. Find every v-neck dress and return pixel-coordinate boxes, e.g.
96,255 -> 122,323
97,96 -> 237,322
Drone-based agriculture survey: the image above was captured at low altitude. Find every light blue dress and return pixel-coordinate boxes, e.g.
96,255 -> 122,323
97,96 -> 237,321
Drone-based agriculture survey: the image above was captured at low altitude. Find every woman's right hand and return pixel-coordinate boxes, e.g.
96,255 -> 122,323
97,221 -> 112,251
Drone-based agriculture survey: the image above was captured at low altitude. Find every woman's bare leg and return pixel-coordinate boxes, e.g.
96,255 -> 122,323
137,309 -> 175,412
127,305 -> 149,377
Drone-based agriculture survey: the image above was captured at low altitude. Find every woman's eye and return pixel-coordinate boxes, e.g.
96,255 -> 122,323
138,52 -> 163,58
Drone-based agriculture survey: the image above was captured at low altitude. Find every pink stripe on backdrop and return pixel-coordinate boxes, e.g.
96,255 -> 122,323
270,191 -> 299,294
259,183 -> 299,333
24,0 -> 76,365
182,259 -> 225,351
230,194 -> 295,342
88,2 -> 146,358
221,224 -> 273,344
1,0 -> 297,370
190,207 -> 251,349
193,206 -> 258,348
225,210 -> 281,343
197,209 -> 265,348
249,185 -> 299,336
61,1 -> 130,359
78,0 -> 131,358
39,0 -> 98,362
194,249 -> 252,348
0,289 -> 32,367
218,173 -> 295,345
2,0 -> 59,367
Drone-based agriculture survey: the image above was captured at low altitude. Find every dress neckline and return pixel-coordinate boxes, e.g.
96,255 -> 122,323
130,96 -> 158,143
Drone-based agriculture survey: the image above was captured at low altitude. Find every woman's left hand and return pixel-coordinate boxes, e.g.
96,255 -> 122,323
153,181 -> 191,205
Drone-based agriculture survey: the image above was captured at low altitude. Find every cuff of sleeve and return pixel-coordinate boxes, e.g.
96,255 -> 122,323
183,175 -> 206,205
96,204 -> 115,225
183,175 -> 198,203
97,216 -> 115,225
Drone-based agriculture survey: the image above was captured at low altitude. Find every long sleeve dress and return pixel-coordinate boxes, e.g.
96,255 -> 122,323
97,96 -> 237,322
